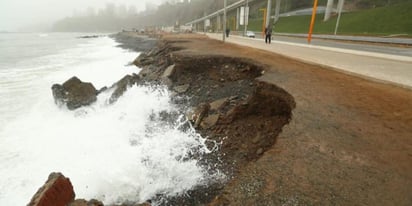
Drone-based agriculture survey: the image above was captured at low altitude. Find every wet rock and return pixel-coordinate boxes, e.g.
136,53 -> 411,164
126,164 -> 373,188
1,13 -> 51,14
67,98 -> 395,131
78,35 -> 100,39
111,32 -> 158,53
201,114 -> 220,129
136,203 -> 152,206
186,107 -> 197,122
210,98 -> 228,112
173,84 -> 190,94
109,74 -> 141,104
28,172 -> 75,206
161,64 -> 176,87
68,199 -> 87,206
69,199 -> 103,206
52,76 -> 97,110
193,103 -> 211,128
162,64 -> 175,79
138,65 -> 160,81
96,86 -> 108,95
134,53 -> 155,66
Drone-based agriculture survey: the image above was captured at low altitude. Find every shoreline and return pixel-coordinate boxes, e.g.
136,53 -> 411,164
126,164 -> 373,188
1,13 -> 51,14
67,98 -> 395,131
122,32 -> 412,205
118,31 -> 296,205
29,31 -> 412,205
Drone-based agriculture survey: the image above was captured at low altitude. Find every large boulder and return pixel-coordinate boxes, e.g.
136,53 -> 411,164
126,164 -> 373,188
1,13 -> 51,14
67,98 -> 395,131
52,76 -> 97,110
28,172 -> 75,206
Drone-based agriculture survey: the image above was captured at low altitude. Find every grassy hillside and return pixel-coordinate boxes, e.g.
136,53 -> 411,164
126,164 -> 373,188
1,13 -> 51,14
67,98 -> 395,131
247,1 -> 412,36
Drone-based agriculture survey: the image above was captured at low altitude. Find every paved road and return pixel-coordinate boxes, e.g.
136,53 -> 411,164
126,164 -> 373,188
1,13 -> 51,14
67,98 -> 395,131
207,33 -> 412,89
235,32 -> 412,57
273,35 -> 412,57
276,33 -> 412,47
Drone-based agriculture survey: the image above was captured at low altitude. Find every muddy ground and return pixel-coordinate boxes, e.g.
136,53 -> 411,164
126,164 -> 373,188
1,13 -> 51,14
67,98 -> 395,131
114,32 -> 412,206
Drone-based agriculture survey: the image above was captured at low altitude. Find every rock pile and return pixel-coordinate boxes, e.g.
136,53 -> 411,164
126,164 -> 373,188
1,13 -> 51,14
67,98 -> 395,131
40,34 -> 296,205
51,74 -> 143,109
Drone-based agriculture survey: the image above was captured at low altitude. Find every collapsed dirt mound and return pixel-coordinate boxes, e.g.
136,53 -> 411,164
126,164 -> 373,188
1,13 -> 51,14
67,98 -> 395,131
213,82 -> 295,163
170,55 -> 263,106
130,35 -> 296,205
134,43 -> 296,204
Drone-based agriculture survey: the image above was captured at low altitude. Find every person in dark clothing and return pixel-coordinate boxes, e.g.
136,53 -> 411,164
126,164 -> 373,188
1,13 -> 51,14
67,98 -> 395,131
265,26 -> 272,44
226,28 -> 230,37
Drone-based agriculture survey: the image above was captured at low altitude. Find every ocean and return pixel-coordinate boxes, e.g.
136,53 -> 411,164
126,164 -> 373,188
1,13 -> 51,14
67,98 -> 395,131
0,33 -> 220,205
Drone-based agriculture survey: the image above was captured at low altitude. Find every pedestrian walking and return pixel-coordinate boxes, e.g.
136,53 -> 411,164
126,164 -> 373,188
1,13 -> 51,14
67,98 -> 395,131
226,28 -> 230,37
265,26 -> 272,44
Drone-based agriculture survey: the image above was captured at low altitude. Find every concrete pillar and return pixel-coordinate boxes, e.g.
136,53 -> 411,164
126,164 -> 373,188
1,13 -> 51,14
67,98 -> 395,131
324,0 -> 334,21
223,0 -> 227,42
217,15 -> 221,31
236,8 -> 240,30
274,0 -> 281,23
266,0 -> 272,28
244,0 -> 249,36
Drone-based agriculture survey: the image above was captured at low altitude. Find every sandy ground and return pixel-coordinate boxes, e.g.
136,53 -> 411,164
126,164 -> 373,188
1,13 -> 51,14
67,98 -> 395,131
154,33 -> 412,206
111,31 -> 412,205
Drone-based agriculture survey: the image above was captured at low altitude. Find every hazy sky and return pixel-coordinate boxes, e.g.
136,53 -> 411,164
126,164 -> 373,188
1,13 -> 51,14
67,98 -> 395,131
0,0 -> 166,31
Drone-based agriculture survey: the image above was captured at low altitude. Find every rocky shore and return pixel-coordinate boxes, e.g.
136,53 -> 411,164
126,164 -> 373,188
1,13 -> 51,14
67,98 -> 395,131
129,35 -> 295,205
30,31 -> 412,205
30,32 -> 295,205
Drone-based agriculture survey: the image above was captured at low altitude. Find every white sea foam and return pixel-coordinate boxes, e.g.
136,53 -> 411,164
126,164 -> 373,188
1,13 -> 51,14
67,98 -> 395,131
0,34 -> 221,205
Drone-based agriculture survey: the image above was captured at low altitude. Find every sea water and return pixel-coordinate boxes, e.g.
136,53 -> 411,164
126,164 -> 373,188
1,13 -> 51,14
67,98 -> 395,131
0,33 -> 220,205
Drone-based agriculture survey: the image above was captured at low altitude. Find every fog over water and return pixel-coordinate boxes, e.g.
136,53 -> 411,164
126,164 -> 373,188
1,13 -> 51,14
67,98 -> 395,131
0,0 -> 168,31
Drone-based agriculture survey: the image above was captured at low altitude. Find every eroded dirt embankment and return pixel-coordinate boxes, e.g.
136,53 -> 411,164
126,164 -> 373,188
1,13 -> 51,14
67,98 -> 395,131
131,33 -> 412,206
29,32 -> 412,205
132,37 -> 295,205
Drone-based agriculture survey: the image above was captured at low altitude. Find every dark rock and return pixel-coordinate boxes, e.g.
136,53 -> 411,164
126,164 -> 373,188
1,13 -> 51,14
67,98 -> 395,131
69,199 -> 103,206
68,199 -> 87,206
51,84 -> 65,104
52,76 -> 97,110
193,103 -> 211,128
162,64 -> 176,79
209,98 -> 228,112
134,54 -> 155,66
200,114 -> 220,129
111,32 -> 157,52
96,86 -> 108,95
28,172 -> 75,206
158,64 -> 176,88
87,199 -> 104,206
173,84 -> 190,94
109,74 -> 141,104
78,35 -> 100,39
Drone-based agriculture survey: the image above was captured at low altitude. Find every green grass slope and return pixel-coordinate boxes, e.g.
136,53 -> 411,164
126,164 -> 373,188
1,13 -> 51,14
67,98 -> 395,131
255,1 -> 412,36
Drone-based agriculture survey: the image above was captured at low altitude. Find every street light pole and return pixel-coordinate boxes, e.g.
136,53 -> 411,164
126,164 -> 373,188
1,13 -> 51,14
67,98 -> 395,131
308,0 -> 319,44
260,8 -> 267,37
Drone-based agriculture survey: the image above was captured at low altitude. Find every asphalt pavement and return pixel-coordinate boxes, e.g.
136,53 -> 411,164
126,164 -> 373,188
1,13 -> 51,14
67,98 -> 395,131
206,33 -> 412,90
